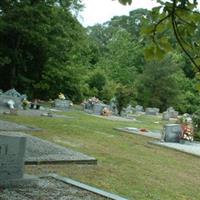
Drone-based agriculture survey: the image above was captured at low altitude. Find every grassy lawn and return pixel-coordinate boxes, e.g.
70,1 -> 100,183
1,110 -> 200,200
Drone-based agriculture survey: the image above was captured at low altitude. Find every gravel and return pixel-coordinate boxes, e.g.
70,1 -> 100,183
0,177 -> 107,200
0,131 -> 96,164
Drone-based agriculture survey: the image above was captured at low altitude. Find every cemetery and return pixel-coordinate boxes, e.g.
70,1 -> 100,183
1,87 -> 200,199
1,0 -> 200,199
1,102 -> 200,199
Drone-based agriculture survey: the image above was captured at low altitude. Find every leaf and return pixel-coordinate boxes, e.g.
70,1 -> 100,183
141,25 -> 154,34
118,0 -> 132,5
144,45 -> 156,60
159,38 -> 173,51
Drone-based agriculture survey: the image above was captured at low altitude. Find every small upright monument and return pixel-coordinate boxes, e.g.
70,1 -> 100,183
0,134 -> 27,186
161,124 -> 182,143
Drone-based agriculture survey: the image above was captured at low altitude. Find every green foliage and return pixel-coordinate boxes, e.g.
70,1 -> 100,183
192,109 -> 200,140
85,68 -> 119,103
118,0 -> 132,5
93,28 -> 143,85
136,53 -> 183,111
139,0 -> 200,70
101,80 -> 119,104
0,0 -> 92,102
174,76 -> 200,113
115,85 -> 134,115
87,70 -> 106,92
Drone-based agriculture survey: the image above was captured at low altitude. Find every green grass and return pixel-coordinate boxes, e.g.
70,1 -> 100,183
1,111 -> 200,200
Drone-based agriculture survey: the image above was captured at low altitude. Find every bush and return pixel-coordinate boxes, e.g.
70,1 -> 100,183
192,109 -> 200,140
115,85 -> 134,115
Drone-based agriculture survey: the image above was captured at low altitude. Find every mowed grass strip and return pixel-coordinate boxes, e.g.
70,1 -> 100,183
1,111 -> 200,200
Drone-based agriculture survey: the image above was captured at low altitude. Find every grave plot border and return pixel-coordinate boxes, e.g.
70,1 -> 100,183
115,128 -> 161,139
25,158 -> 97,165
149,141 -> 200,158
42,173 -> 129,200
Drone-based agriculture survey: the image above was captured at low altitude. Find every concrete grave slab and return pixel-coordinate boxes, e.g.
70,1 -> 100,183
150,140 -> 200,158
91,114 -> 136,122
0,120 -> 42,131
115,127 -> 161,139
0,132 -> 97,165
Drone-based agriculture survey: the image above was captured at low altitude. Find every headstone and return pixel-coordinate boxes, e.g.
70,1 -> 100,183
145,107 -> 159,115
161,124 -> 182,143
109,102 -> 118,115
55,99 -> 70,110
0,89 -> 24,109
135,105 -> 144,112
0,134 -> 26,181
84,102 -> 93,110
0,95 -> 21,109
93,103 -> 108,115
162,111 -> 170,120
4,89 -> 22,98
125,105 -> 134,114
166,107 -> 179,118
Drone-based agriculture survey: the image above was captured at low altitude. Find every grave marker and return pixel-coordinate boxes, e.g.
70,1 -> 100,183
55,99 -> 70,110
0,134 -> 26,181
162,124 -> 182,143
145,107 -> 159,115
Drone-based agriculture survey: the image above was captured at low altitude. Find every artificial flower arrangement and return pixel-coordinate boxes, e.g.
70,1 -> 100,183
22,99 -> 30,110
58,93 -> 65,100
179,114 -> 194,142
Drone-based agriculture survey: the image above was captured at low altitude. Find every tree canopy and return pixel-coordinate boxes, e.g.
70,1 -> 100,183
117,0 -> 200,71
0,0 -> 200,113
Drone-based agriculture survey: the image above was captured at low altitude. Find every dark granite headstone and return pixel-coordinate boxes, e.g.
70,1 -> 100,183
93,103 -> 108,115
162,124 -> 182,143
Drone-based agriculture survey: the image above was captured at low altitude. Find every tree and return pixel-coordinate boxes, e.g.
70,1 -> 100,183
0,0 -> 91,101
117,0 -> 200,71
115,85 -> 134,115
135,53 -> 184,111
94,29 -> 143,85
